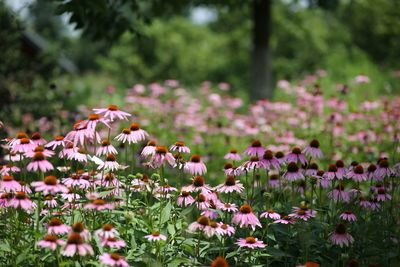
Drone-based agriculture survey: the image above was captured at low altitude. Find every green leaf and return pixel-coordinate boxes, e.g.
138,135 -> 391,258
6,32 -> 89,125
160,201 -> 172,224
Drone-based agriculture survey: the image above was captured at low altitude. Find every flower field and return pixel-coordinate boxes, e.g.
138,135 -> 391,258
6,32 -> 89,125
0,77 -> 399,267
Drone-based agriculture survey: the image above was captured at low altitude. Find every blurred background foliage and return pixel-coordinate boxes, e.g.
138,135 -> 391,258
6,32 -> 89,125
1,0 -> 400,125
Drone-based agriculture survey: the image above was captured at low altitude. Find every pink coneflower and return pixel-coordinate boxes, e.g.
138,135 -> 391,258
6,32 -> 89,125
27,152 -> 54,172
184,154 -> 207,175
96,173 -> 120,188
284,162 -> 304,181
268,174 -> 280,188
274,215 -> 296,224
145,232 -> 167,242
236,237 -> 266,249
31,132 -> 47,146
232,204 -> 262,230
0,164 -> 21,176
10,191 -> 36,211
82,113 -> 110,130
62,172 -> 91,189
99,253 -> 129,267
170,141 -> 191,154
285,147 -> 308,165
0,192 -> 12,207
328,184 -> 350,202
260,209 -> 281,220
62,232 -> 94,257
367,164 -> 378,180
97,154 -> 120,171
215,176 -> 244,194
115,128 -> 136,144
303,163 -> 318,177
177,191 -> 195,207
242,156 -> 265,170
31,175 -> 68,195
201,209 -> 219,219
47,217 -> 70,234
223,163 -> 241,176
335,160 -> 347,177
67,148 -> 89,163
188,216 -> 211,234
323,164 -> 343,180
195,193 -> 211,210
101,237 -> 126,249
3,152 -> 22,162
185,176 -> 212,193
93,104 -> 131,121
330,224 -> 354,247
11,137 -> 35,154
44,195 -> 58,208
339,210 -> 357,222
58,143 -> 77,159
244,140 -> 265,157
289,206 -> 316,221
150,146 -> 175,168
45,135 -> 67,150
220,203 -> 239,213
216,223 -> 235,236
374,159 -> 393,180
8,132 -> 28,147
37,234 -> 66,251
347,165 -> 367,182
65,121 -> 98,147
0,175 -> 22,192
96,140 -> 118,156
84,198 -> 115,210
303,139 -> 323,159
261,150 -> 281,170
224,149 -> 242,161
376,188 -> 391,201
141,140 -> 157,157
95,224 -> 120,239
25,146 -> 54,158
129,123 -> 149,143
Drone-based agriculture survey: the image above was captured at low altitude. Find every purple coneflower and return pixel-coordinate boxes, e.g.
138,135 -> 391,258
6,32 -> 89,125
224,149 -> 242,161
31,175 -> 68,195
100,253 -> 129,267
144,232 -> 167,242
330,224 -> 354,247
284,162 -> 304,181
170,141 -> 190,153
232,204 -> 262,230
115,128 -> 136,144
129,123 -> 149,143
62,232 -> 94,257
44,195 -> 58,208
260,209 -> 281,220
0,175 -> 21,192
305,163 -> 319,176
150,146 -> 175,168
244,140 -> 265,157
101,237 -> 126,249
374,159 -> 393,180
25,146 -> 54,158
84,198 -> 115,210
27,152 -> 54,172
141,140 -> 157,157
47,217 -> 70,234
376,188 -> 391,201
242,156 -> 265,170
268,174 -> 280,188
323,164 -> 343,180
67,148 -> 88,163
37,234 -> 66,251
97,154 -> 120,171
236,237 -> 266,249
95,224 -> 119,239
289,206 -> 316,221
184,154 -> 207,175
215,176 -> 244,194
177,191 -> 195,207
285,147 -> 308,165
45,135 -> 66,150
215,223 -> 235,236
303,139 -> 323,159
11,137 -> 35,154
97,140 -> 118,156
93,104 -> 131,121
335,160 -> 347,177
328,184 -> 350,202
274,215 -> 296,224
346,165 -> 367,182
10,191 -> 36,211
83,113 -> 110,130
261,150 -> 281,170
339,210 -> 357,222
31,132 -> 47,146
220,203 -> 238,213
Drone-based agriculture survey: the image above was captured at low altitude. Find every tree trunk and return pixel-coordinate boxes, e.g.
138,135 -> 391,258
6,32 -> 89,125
251,0 -> 272,100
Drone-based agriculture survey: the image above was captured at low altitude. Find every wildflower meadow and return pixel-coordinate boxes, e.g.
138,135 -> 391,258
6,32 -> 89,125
0,77 -> 399,267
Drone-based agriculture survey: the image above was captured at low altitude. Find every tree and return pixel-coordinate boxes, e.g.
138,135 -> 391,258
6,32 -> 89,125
51,0 -> 274,99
